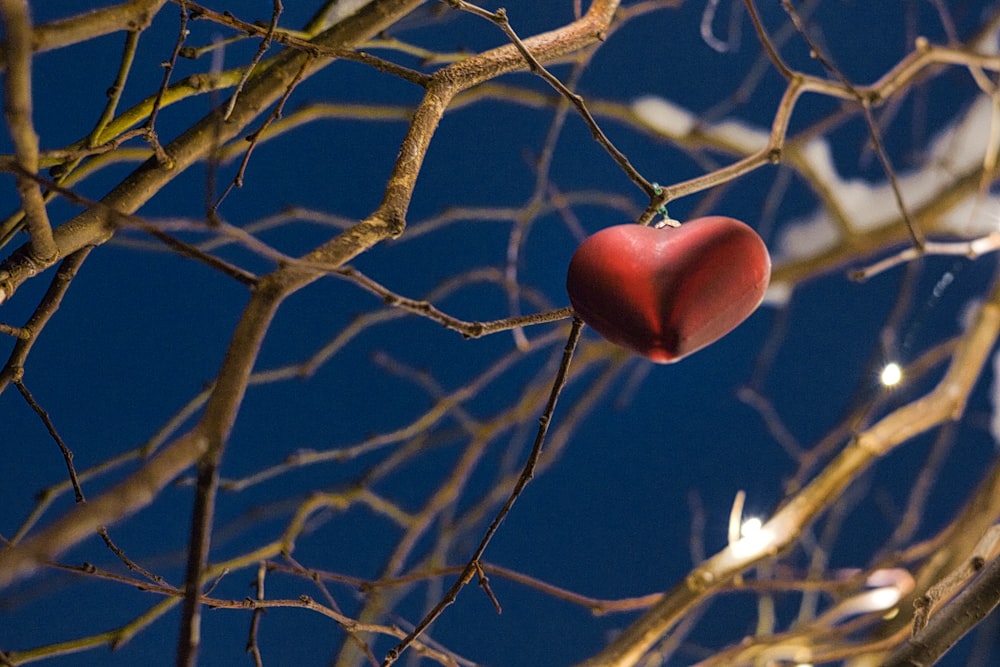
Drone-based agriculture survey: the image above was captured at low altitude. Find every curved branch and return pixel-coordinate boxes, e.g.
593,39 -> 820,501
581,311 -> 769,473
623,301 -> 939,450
0,0 -> 426,305
575,270 -> 1000,667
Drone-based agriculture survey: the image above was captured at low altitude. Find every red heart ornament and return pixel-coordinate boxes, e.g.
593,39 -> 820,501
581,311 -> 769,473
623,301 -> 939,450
566,217 -> 770,363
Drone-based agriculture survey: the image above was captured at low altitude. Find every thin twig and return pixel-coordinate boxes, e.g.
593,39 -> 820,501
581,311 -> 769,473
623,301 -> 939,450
381,318 -> 584,666
0,249 -> 90,396
0,323 -> 29,339
780,0 -> 925,250
334,265 -> 573,337
97,527 -> 166,585
223,0 -> 282,120
452,2 -> 656,199
12,376 -> 84,502
852,234 -> 1000,280
213,52 -> 314,211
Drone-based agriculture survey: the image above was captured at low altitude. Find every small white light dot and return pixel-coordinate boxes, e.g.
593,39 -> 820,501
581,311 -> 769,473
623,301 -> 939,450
880,362 -> 902,387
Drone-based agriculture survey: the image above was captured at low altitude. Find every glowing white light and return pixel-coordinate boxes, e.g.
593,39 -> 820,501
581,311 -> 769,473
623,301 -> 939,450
880,362 -> 903,387
816,568 -> 913,627
824,586 -> 902,623
867,586 -> 903,611
730,521 -> 775,561
740,517 -> 763,538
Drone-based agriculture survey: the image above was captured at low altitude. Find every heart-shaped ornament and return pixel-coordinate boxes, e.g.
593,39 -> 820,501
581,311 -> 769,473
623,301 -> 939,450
566,217 -> 770,363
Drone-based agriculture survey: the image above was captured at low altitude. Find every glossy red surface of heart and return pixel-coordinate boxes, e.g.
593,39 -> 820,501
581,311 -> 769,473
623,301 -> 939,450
566,217 -> 770,363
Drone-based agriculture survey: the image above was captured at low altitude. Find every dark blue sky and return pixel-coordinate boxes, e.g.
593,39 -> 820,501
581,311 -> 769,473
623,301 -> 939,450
3,2 -> 1000,666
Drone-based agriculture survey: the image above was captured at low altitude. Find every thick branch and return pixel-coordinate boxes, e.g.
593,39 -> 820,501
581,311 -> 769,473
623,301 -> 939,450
575,271 -> 1000,667
0,429 -> 208,587
0,0 -> 425,589
0,0 -> 56,263
883,552 -> 1000,667
0,0 -> 167,70
0,0 -> 426,305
